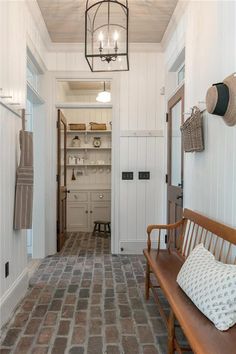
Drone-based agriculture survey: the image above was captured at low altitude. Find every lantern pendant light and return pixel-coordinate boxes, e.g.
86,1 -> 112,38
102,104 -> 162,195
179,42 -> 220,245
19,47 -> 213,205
96,82 -> 111,103
85,0 -> 129,72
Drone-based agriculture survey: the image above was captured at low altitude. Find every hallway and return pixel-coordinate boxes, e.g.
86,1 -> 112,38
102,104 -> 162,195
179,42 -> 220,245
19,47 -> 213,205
0,233 -> 169,354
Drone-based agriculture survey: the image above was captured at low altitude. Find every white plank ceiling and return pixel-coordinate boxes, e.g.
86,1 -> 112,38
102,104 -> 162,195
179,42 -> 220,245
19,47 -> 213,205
37,0 -> 178,43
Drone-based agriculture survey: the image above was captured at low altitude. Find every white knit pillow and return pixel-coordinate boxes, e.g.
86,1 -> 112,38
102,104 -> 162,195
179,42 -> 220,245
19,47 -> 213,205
177,243 -> 236,331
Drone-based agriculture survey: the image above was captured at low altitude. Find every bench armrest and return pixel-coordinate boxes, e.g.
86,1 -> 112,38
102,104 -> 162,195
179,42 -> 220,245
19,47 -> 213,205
146,219 -> 184,252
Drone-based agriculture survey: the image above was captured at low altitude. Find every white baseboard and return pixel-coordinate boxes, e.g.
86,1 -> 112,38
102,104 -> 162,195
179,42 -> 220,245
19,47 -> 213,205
119,240 -> 161,254
0,268 -> 29,329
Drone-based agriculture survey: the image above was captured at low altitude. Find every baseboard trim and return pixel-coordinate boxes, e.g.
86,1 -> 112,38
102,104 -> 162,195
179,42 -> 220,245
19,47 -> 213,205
0,268 -> 29,329
119,240 -> 161,254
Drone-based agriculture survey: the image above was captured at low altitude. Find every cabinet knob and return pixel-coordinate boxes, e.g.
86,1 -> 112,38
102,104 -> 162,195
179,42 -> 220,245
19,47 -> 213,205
85,210 -> 88,214
99,194 -> 104,199
90,210 -> 93,213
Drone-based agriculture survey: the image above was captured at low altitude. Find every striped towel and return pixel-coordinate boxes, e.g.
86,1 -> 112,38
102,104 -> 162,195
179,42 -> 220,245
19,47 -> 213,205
14,130 -> 34,230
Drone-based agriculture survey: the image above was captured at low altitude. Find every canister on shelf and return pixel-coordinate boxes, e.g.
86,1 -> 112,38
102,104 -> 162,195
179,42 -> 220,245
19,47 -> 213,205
72,136 -> 81,147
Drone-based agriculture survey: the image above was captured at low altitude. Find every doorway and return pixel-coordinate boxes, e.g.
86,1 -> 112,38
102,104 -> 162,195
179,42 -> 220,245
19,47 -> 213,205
56,80 -> 112,250
167,85 -> 184,225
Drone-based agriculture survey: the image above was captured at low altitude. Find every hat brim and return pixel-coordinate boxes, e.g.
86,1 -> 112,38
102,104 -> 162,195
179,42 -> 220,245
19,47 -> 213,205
223,73 -> 236,126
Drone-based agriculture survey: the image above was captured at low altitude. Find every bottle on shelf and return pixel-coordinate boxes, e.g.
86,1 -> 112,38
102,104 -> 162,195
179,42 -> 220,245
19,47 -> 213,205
72,136 -> 81,147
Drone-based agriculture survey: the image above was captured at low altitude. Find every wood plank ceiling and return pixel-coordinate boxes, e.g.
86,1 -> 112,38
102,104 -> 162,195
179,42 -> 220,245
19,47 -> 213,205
37,0 -> 178,43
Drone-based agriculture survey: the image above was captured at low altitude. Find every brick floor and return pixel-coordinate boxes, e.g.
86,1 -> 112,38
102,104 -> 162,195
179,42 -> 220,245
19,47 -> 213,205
0,232 -> 177,354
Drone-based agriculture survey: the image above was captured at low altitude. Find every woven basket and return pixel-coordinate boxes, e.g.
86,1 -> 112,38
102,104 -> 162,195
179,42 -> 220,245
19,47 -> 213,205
180,106 -> 204,152
89,122 -> 107,130
69,123 -> 86,131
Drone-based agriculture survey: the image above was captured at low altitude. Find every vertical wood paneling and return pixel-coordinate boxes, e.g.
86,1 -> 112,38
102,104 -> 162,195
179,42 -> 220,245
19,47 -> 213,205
180,1 -> 236,229
0,0 -> 48,325
0,106 -> 27,299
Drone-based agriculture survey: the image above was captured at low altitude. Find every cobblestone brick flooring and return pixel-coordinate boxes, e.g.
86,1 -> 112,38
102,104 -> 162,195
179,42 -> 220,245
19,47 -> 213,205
0,232 -> 171,354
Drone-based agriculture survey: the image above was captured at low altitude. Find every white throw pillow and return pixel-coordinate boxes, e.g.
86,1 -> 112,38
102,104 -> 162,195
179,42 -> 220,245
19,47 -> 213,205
177,243 -> 236,331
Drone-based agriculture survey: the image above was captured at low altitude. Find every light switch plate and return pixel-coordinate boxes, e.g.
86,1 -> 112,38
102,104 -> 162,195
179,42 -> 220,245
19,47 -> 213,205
122,172 -> 134,180
139,171 -> 150,180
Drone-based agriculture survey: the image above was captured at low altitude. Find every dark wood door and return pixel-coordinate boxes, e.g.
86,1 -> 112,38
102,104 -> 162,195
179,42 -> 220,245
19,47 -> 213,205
167,85 -> 184,228
57,110 -> 67,251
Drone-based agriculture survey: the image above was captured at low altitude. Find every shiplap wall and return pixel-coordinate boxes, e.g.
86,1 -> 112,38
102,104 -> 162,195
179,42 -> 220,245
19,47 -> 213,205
118,53 -> 165,251
184,1 -> 236,227
0,0 -> 47,328
165,1 -> 236,229
43,51 -> 166,253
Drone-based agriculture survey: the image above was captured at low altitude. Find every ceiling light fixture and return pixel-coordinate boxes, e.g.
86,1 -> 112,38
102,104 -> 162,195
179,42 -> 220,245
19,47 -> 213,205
96,82 -> 111,103
85,0 -> 129,72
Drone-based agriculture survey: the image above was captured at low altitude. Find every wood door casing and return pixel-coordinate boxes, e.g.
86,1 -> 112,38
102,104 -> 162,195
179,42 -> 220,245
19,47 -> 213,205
167,85 -> 184,232
57,110 -> 67,251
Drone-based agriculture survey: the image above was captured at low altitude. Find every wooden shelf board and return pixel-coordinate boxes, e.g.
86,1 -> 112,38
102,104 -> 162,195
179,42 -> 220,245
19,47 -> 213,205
67,130 -> 112,134
67,147 -> 111,150
67,164 -> 111,167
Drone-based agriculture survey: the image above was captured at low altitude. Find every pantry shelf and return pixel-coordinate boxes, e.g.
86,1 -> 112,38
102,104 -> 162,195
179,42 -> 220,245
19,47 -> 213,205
67,164 -> 111,167
67,130 -> 112,134
67,147 -> 111,150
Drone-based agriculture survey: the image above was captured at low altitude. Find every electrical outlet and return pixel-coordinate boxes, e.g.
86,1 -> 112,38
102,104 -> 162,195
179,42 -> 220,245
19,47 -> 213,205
139,171 -> 150,180
5,262 -> 9,278
122,172 -> 133,180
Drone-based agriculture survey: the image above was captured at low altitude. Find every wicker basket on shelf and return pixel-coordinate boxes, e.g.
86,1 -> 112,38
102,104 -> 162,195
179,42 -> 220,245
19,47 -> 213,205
180,106 -> 204,152
89,122 -> 107,130
69,123 -> 86,131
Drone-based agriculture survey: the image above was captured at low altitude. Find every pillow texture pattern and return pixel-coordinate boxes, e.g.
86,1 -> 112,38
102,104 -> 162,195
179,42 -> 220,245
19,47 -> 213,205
177,243 -> 236,331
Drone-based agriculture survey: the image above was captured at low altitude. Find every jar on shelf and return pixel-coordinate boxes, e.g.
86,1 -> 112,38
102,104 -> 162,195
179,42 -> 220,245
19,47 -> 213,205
72,136 -> 81,147
93,136 -> 101,148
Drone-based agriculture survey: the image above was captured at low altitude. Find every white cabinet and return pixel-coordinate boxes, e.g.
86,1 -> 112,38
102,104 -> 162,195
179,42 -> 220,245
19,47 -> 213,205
67,190 -> 111,232
67,202 -> 90,232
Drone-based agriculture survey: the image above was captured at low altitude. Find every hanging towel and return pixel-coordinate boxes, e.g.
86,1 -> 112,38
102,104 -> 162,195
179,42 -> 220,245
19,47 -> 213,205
14,130 -> 34,230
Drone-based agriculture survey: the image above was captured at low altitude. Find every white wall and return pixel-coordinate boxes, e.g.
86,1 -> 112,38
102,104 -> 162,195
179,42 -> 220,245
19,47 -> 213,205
164,0 -> 236,228
0,0 -> 48,329
119,53 -> 165,252
42,50 -> 166,254
184,0 -> 236,226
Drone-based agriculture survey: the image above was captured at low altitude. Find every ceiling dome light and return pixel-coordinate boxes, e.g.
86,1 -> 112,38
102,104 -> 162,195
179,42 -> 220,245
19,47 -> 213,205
96,82 -> 111,103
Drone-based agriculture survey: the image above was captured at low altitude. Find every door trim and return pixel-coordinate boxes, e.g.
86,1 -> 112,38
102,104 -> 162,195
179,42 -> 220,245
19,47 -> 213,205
57,109 -> 67,251
167,85 -> 185,225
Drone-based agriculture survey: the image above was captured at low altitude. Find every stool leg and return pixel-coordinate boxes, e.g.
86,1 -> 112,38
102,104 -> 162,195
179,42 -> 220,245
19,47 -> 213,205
93,223 -> 97,236
108,223 -> 111,234
98,223 -> 101,233
104,224 -> 107,237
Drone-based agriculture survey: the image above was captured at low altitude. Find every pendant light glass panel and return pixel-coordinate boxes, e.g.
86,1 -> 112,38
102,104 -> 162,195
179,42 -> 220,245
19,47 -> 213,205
85,0 -> 129,72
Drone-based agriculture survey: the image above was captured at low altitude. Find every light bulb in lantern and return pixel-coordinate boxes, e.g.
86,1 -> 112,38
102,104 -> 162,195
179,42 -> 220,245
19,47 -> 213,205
98,32 -> 104,41
113,31 -> 119,53
98,32 -> 104,52
113,31 -> 119,41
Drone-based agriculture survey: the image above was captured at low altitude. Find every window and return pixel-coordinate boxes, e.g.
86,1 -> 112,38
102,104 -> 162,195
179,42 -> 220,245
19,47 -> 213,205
178,64 -> 185,85
27,58 -> 39,91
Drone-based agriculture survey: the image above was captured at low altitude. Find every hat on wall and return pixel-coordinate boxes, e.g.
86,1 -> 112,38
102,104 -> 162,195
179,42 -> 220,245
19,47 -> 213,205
205,73 -> 236,126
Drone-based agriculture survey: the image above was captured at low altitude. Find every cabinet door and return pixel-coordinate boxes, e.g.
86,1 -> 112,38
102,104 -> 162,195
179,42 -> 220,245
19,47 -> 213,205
90,202 -> 111,230
67,202 -> 89,232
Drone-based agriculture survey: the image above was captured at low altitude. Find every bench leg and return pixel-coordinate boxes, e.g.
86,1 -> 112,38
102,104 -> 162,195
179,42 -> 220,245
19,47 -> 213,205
145,261 -> 150,300
168,310 -> 175,354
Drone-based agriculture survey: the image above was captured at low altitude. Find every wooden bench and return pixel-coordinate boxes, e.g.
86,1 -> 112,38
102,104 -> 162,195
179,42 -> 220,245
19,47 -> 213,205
144,209 -> 236,354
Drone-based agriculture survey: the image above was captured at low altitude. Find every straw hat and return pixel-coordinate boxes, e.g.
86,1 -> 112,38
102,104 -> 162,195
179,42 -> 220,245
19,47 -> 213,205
206,73 -> 236,126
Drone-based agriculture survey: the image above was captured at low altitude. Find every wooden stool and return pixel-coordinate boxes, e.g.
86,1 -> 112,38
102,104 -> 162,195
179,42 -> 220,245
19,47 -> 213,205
93,221 -> 111,237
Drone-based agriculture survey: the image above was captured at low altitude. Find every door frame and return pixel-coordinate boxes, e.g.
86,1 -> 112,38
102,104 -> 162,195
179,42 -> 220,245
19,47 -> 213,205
167,84 -> 185,225
57,109 -> 67,251
53,73 -> 121,254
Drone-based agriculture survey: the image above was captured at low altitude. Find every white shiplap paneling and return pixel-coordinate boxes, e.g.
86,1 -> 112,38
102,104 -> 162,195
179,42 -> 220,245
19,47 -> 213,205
164,1 -> 236,231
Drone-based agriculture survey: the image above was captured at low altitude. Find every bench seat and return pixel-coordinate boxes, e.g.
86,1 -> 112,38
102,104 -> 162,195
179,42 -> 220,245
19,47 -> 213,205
144,248 -> 236,354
